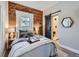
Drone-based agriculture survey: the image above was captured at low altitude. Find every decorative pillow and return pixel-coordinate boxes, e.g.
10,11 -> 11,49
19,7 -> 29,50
19,30 -> 28,38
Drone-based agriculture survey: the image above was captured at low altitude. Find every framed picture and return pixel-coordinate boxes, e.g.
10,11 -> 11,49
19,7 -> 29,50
20,16 -> 30,27
61,17 -> 73,28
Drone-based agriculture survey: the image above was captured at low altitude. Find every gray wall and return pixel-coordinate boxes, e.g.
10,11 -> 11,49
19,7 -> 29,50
0,2 -> 8,56
45,1 -> 79,51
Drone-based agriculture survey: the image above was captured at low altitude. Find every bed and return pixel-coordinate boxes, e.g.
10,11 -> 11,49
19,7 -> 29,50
8,34 -> 57,57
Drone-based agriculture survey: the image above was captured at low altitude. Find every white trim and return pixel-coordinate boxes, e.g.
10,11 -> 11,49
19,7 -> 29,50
16,10 -> 34,38
60,44 -> 79,54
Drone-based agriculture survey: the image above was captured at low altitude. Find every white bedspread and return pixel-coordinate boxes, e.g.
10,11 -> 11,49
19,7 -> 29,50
8,35 -> 55,57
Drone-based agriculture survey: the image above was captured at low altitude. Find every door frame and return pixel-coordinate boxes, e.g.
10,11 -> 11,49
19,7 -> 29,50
51,14 -> 59,40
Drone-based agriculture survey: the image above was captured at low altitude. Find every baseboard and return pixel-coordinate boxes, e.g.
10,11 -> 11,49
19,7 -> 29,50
60,44 -> 79,54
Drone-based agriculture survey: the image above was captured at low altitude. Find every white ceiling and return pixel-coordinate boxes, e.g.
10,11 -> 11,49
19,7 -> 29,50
14,1 -> 59,11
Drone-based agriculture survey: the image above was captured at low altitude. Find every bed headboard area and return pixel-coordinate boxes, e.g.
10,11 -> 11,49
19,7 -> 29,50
8,1 -> 43,36
19,30 -> 33,38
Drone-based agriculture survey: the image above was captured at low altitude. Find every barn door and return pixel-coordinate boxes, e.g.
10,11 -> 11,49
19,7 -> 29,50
45,14 -> 51,39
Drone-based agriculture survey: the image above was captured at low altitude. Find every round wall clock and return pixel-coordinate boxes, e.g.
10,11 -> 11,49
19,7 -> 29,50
61,17 -> 73,28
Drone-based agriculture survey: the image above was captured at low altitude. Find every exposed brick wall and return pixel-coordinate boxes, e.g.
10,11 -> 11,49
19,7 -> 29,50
8,1 -> 43,35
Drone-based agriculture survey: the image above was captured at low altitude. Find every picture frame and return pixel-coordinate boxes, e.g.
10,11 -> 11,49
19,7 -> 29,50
61,17 -> 73,28
20,16 -> 30,27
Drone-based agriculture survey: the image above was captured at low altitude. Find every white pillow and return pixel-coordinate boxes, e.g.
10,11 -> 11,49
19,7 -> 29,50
11,38 -> 28,47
